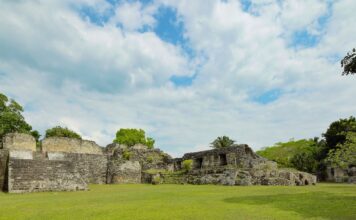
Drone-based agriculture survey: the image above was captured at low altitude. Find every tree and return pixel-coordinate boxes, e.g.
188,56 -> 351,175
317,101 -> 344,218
341,48 -> 356,75
0,93 -> 39,140
45,126 -> 82,139
113,128 -> 155,149
326,132 -> 356,169
210,136 -> 235,149
322,116 -> 356,157
291,150 -> 319,173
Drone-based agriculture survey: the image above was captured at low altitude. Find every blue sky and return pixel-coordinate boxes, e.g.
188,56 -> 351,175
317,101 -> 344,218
0,0 -> 355,156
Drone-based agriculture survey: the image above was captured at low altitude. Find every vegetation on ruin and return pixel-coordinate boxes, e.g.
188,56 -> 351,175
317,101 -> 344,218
45,126 -> 82,139
122,150 -> 132,160
182,159 -> 193,172
113,128 -> 155,149
210,136 -> 235,149
151,175 -> 161,185
0,93 -> 39,141
0,184 -> 354,220
257,116 -> 356,176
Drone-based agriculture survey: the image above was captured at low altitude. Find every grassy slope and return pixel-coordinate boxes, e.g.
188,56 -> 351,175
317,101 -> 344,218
256,139 -> 315,167
0,184 -> 355,220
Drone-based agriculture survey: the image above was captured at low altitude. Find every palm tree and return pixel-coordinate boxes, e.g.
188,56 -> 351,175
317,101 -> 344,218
210,136 -> 235,149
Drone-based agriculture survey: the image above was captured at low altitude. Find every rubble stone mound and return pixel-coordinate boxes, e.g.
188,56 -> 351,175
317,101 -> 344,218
154,144 -> 317,186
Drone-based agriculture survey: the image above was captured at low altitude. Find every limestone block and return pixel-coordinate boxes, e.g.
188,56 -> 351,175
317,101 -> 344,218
132,144 -> 148,150
9,150 -> 33,160
47,152 -> 66,160
2,133 -> 36,151
42,137 -> 103,154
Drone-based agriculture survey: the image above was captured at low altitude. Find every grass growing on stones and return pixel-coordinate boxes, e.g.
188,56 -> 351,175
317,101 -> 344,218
0,183 -> 355,220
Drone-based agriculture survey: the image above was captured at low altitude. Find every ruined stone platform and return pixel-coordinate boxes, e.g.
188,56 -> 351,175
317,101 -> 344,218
0,133 -> 317,193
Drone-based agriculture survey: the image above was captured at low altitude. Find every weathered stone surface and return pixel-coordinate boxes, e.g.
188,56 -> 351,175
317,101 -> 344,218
112,147 -> 173,171
9,150 -> 33,160
8,158 -> 87,193
108,160 -> 141,184
169,145 -> 317,186
42,137 -> 103,155
60,153 -> 108,184
2,133 -> 36,151
326,166 -> 356,183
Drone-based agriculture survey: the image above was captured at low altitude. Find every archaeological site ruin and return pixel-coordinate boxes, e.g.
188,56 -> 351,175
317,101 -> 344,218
0,133 -> 317,193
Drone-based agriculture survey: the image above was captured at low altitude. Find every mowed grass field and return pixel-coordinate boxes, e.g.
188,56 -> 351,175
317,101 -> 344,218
0,183 -> 355,220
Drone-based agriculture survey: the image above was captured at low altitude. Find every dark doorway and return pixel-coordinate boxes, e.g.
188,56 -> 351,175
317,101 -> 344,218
219,154 -> 227,166
195,158 -> 203,169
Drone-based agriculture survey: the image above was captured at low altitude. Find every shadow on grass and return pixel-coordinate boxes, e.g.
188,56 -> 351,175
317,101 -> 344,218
224,192 -> 356,219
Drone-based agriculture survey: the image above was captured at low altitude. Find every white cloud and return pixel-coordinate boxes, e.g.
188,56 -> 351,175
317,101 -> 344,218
110,1 -> 157,31
1,0 -> 356,158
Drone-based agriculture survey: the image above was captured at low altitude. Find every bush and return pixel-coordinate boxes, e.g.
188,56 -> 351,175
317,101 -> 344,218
182,159 -> 193,172
113,128 -> 155,149
122,150 -> 132,160
45,126 -> 81,139
152,175 -> 161,185
146,156 -> 153,163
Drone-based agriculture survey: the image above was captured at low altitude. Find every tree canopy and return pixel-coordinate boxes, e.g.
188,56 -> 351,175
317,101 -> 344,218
210,136 -> 235,149
341,48 -> 356,75
326,132 -> 356,169
45,126 -> 82,139
113,128 -> 155,149
322,116 -> 356,155
0,93 -> 39,140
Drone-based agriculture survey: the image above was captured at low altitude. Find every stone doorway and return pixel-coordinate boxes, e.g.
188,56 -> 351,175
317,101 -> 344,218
195,158 -> 203,169
219,154 -> 227,166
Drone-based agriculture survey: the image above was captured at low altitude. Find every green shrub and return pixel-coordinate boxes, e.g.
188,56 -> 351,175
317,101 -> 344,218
113,128 -> 155,149
146,156 -> 153,163
122,150 -> 132,160
152,175 -> 161,185
182,159 -> 193,172
45,126 -> 81,139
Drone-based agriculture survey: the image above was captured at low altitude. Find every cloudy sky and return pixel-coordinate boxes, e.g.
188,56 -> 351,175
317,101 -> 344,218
0,0 -> 355,156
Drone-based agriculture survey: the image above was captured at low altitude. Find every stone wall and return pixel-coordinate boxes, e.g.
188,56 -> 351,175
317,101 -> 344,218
4,150 -> 108,193
326,166 -> 356,184
54,152 -> 108,184
107,160 -> 141,184
7,153 -> 87,193
42,137 -> 103,155
1,133 -> 36,151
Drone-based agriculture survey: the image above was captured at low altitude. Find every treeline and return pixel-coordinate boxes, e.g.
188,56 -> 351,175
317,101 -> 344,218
257,117 -> 356,178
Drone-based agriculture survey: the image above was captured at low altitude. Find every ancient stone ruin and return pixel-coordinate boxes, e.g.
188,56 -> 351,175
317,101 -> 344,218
326,166 -> 356,184
0,133 -> 317,193
164,145 -> 316,186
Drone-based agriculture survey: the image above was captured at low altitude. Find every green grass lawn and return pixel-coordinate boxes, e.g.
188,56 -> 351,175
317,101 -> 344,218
0,183 -> 355,220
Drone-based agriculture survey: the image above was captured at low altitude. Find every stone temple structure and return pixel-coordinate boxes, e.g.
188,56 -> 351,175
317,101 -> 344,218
0,133 -> 317,193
